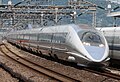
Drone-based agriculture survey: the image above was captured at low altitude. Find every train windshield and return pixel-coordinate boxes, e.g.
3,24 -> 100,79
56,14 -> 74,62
78,31 -> 105,46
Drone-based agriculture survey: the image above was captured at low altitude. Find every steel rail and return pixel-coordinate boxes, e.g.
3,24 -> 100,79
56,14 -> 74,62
84,67 -> 120,80
0,43 -> 80,82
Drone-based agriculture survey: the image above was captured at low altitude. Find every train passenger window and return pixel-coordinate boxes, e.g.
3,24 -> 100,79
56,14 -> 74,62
19,34 -> 24,39
24,34 -> 29,40
53,33 -> 66,43
16,35 -> 18,39
38,33 -> 53,42
29,34 -> 37,40
37,33 -> 66,43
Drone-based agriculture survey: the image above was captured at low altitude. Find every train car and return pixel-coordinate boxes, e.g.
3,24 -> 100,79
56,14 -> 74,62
6,24 -> 109,67
97,27 -> 120,60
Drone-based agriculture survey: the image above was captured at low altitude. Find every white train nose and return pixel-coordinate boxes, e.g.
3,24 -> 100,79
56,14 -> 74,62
84,46 -> 105,62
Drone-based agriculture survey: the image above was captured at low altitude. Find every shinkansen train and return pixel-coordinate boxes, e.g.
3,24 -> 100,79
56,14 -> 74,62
6,24 -> 109,67
97,27 -> 120,60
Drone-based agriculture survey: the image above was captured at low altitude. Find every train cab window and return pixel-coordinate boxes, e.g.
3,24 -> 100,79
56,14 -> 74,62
78,31 -> 105,46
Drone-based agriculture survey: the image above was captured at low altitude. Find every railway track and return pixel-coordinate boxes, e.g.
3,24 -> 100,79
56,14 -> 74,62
83,67 -> 120,80
1,42 -> 120,81
0,43 -> 80,82
104,67 -> 120,79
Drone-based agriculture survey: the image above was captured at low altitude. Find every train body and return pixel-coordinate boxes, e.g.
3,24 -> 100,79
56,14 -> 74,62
6,24 -> 109,66
97,27 -> 120,60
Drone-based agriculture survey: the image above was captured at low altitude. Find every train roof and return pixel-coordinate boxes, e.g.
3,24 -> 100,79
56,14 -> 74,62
9,24 -> 95,34
107,11 -> 120,17
97,26 -> 120,31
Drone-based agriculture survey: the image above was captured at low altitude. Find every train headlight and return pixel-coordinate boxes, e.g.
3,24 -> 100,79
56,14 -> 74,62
83,42 -> 91,46
99,44 -> 104,47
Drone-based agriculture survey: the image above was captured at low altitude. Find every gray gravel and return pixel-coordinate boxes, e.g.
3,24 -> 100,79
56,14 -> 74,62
1,43 -> 120,82
16,47 -> 120,82
0,68 -> 18,82
0,50 -> 58,82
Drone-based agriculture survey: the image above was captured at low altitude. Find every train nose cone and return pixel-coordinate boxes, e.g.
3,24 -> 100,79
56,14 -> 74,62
84,46 -> 105,61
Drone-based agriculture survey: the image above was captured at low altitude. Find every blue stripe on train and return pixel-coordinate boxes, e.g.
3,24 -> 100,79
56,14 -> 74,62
109,45 -> 120,51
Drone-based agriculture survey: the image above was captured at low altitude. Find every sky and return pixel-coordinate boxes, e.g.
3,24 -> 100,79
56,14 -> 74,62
3,0 -> 120,5
3,0 -> 19,4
